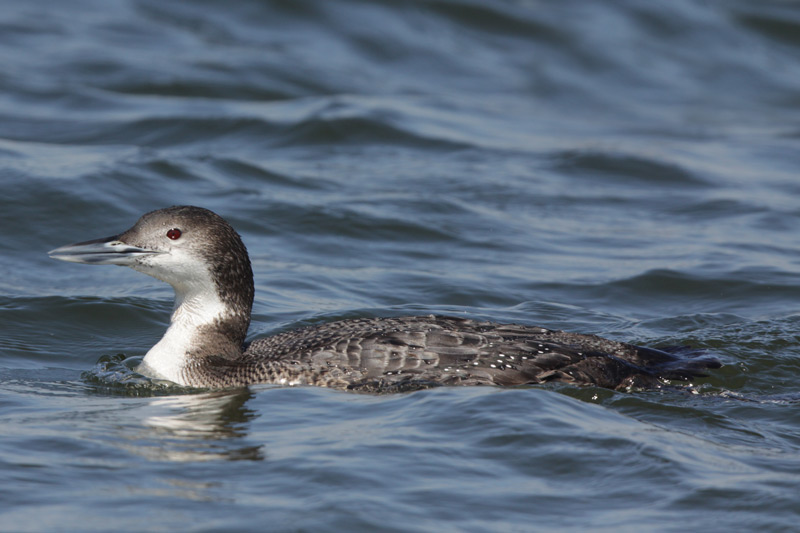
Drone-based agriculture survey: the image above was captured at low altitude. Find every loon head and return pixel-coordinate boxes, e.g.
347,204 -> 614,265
49,206 -> 253,300
49,206 -> 255,384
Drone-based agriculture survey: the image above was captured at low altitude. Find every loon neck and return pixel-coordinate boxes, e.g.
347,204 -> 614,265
138,278 -> 252,385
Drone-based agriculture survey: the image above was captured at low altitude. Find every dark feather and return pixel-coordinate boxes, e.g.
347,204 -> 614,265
185,315 -> 721,390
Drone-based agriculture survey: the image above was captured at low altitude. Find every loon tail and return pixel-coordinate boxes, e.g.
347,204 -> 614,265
636,345 -> 722,381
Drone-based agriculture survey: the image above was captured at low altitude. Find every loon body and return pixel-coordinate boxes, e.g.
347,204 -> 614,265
49,206 -> 720,391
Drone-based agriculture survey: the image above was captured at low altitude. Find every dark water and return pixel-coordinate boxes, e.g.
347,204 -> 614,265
2,0 -> 800,530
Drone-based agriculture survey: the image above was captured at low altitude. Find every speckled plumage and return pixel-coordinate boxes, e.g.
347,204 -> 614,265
181,315 -> 720,390
50,206 -> 721,391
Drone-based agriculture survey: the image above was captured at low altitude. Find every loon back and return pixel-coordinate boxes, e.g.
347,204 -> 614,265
49,206 -> 721,391
188,315 -> 720,391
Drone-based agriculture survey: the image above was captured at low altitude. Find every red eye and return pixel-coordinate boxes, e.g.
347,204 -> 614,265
166,228 -> 182,240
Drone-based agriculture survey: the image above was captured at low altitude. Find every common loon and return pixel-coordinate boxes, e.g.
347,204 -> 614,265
49,206 -> 720,391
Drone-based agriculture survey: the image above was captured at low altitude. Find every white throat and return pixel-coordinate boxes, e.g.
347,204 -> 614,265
137,282 -> 230,386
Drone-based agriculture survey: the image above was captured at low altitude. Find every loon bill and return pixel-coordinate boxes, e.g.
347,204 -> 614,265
48,206 -> 720,391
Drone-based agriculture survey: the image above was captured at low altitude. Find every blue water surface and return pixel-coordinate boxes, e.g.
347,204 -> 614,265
1,1 -> 800,531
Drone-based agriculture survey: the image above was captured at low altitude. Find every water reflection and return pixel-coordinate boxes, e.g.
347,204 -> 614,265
128,389 -> 265,462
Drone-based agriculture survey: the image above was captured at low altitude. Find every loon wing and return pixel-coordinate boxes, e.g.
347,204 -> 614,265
240,315 -> 720,391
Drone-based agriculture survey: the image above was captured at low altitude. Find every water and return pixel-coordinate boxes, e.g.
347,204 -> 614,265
2,0 -> 800,530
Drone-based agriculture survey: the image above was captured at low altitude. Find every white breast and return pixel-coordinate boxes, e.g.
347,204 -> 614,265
137,274 -> 230,386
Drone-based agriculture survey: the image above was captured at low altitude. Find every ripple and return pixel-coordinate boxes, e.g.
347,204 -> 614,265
81,354 -> 192,396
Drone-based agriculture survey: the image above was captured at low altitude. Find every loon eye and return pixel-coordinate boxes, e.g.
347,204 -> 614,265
166,228 -> 182,240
